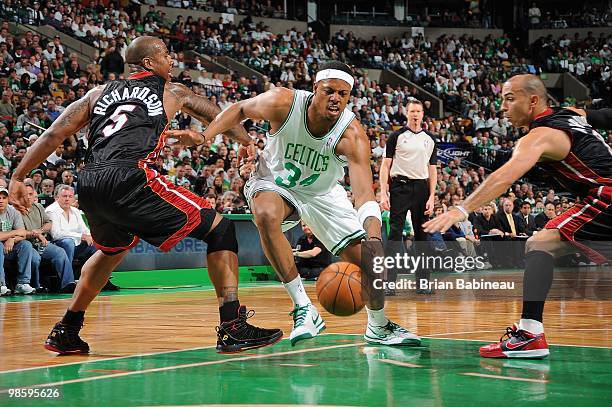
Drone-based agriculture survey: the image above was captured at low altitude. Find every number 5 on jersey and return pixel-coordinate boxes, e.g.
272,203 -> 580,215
275,162 -> 320,188
102,104 -> 138,137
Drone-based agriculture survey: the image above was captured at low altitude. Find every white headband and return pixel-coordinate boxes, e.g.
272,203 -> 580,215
315,69 -> 354,88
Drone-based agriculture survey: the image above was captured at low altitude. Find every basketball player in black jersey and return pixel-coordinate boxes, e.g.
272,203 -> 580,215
424,74 -> 612,359
9,36 -> 282,354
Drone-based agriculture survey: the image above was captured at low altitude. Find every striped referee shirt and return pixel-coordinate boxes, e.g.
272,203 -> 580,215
385,127 -> 437,180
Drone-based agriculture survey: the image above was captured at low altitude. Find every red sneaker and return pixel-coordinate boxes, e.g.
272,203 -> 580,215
480,323 -> 549,359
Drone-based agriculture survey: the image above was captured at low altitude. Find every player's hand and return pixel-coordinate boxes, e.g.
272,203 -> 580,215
238,141 -> 257,165
165,129 -> 205,147
424,195 -> 435,216
380,192 -> 390,211
8,178 -> 30,214
423,207 -> 465,234
239,162 -> 255,179
564,106 -> 586,117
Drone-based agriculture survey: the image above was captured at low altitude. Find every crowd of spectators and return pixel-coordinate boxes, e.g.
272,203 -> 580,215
531,31 -> 612,104
526,2 -> 612,29
0,1 -> 610,291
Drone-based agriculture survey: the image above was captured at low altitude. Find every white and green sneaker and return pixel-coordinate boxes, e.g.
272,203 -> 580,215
364,320 -> 421,346
289,304 -> 325,346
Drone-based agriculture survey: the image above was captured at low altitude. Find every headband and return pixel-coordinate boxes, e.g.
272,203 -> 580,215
315,69 -> 354,88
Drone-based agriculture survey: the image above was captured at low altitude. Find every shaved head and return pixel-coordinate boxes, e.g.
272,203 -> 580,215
125,36 -> 165,66
124,36 -> 173,80
506,74 -> 548,102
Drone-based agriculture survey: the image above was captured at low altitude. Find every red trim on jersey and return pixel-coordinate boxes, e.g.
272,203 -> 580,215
563,153 -> 612,185
534,107 -> 554,121
145,177 -> 211,251
137,125 -> 212,252
94,236 -> 140,253
545,187 -> 611,264
129,71 -> 154,80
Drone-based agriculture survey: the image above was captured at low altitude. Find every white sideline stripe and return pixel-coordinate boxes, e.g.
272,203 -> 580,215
379,359 -> 423,368
426,330 -> 500,336
0,284 -> 284,304
461,372 -> 549,383
0,345 -> 217,375
0,342 -> 365,393
277,363 -> 315,367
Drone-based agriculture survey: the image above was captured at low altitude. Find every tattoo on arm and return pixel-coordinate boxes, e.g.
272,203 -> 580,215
171,83 -> 251,144
54,96 -> 91,134
183,94 -> 222,125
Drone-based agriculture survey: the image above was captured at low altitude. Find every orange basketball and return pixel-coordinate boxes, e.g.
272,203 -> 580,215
316,262 -> 367,316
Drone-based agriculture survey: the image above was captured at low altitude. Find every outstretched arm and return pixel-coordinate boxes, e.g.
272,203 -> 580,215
168,83 -> 250,146
337,119 -> 381,239
12,90 -> 97,182
200,87 -> 293,141
10,87 -> 101,213
423,127 -> 570,233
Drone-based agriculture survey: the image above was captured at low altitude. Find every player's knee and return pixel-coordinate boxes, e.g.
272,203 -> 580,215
204,216 -> 238,254
251,206 -> 282,229
525,229 -> 560,254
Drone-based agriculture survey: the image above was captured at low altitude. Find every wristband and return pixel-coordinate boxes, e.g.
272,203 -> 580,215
450,205 -> 469,221
357,201 -> 382,226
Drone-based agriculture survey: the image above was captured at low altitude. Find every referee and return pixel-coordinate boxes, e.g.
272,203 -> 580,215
380,98 -> 437,293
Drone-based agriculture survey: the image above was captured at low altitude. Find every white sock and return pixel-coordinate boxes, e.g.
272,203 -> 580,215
519,318 -> 544,335
366,306 -> 388,327
284,276 -> 311,307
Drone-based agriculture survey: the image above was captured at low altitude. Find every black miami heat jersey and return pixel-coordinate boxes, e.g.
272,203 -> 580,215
86,72 -> 168,164
531,108 -> 612,197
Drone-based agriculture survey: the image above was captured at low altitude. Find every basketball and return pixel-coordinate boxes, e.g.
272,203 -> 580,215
316,262 -> 367,316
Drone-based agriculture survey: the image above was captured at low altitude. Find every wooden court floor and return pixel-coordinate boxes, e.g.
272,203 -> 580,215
1,270 -> 611,406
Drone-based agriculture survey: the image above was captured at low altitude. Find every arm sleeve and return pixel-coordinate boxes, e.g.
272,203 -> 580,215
586,108 -> 612,130
385,131 -> 399,158
426,132 -> 438,164
429,143 -> 438,165
10,207 -> 25,230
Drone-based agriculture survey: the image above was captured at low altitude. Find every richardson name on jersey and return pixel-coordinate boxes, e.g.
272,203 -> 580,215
93,86 -> 164,116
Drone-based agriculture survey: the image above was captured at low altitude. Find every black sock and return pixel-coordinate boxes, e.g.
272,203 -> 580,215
219,300 -> 240,323
521,250 -> 554,322
62,310 -> 85,326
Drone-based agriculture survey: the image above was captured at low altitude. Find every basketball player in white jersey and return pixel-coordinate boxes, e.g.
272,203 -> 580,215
168,62 -> 419,346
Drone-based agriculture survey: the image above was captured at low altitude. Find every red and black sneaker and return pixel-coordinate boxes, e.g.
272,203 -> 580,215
480,323 -> 549,359
216,306 -> 283,354
44,322 -> 90,355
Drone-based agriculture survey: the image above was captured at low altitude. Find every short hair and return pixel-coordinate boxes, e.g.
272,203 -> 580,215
521,201 -> 532,208
125,36 -> 164,66
54,184 -> 74,198
406,97 -> 423,107
317,61 -> 353,77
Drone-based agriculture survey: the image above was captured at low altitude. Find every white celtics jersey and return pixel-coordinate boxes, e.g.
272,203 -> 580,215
256,89 -> 355,196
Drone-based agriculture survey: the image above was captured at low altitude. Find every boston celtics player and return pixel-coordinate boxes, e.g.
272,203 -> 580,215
167,62 -> 419,346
